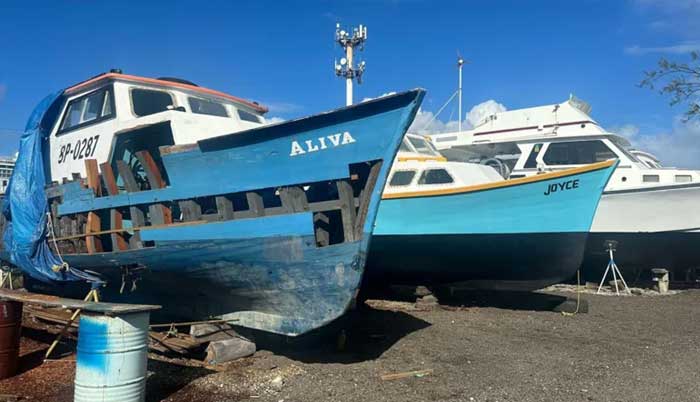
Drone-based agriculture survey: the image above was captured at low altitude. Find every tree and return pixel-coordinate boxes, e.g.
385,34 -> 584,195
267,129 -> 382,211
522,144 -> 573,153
641,51 -> 700,121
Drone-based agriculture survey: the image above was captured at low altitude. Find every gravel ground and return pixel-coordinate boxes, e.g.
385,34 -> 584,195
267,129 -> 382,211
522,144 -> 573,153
2,288 -> 699,402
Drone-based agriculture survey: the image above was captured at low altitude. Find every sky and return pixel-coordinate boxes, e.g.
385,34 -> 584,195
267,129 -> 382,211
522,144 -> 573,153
0,0 -> 699,167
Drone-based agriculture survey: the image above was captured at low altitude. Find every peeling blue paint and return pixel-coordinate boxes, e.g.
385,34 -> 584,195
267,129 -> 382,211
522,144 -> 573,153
76,316 -> 109,373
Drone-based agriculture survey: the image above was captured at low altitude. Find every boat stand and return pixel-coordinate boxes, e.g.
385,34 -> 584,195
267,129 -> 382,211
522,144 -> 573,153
596,240 -> 631,295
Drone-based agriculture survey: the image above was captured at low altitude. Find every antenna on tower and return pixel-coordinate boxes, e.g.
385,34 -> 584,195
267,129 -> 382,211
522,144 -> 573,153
456,53 -> 468,132
334,23 -> 368,106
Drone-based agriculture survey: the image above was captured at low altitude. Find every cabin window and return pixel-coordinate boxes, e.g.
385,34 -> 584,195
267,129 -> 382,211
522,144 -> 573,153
131,89 -> 174,117
399,139 -> 412,153
524,143 -> 543,168
237,109 -> 262,123
418,169 -> 454,185
188,97 -> 228,117
389,170 -> 416,186
58,87 -> 115,133
542,140 -> 616,165
643,175 -> 660,183
675,175 -> 692,183
408,136 -> 437,155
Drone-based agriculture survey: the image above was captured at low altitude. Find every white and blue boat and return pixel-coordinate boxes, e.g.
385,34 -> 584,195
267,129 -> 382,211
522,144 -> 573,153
0,72 -> 425,336
366,134 -> 618,291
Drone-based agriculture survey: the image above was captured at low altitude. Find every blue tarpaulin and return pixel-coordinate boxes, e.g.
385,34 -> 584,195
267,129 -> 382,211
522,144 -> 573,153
2,91 -> 99,285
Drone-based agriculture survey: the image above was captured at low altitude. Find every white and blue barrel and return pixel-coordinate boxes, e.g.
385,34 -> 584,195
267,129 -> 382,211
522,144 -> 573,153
74,312 -> 150,402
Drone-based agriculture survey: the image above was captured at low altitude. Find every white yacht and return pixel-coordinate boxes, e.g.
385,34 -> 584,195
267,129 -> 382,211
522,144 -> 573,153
431,96 -> 700,279
0,156 -> 16,195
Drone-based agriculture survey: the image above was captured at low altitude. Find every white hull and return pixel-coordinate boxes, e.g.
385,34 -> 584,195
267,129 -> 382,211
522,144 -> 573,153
591,183 -> 700,233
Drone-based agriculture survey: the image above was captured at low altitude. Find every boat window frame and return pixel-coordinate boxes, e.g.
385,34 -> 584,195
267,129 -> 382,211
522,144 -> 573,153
129,86 -> 177,118
541,139 -> 617,166
389,169 -> 418,187
56,85 -> 116,136
523,143 -> 544,168
188,96 -> 230,118
237,108 -> 263,124
418,168 -> 455,185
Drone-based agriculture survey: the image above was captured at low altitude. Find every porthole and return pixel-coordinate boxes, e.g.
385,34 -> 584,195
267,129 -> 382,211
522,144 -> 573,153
621,177 -> 627,182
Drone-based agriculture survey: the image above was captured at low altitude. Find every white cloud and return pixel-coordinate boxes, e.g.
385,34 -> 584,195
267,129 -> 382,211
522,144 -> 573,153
0,84 -> 6,103
631,0 -> 700,37
264,116 -> 285,125
624,41 -> 700,55
466,100 -> 507,127
610,118 -> 700,169
262,101 -> 303,115
409,99 -> 507,135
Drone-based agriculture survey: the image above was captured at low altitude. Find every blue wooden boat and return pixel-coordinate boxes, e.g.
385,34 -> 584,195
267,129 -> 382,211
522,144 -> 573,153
367,140 -> 618,291
0,73 -> 425,336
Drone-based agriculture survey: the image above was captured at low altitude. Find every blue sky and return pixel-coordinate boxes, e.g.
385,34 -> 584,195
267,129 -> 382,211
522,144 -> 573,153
1,0 -> 699,166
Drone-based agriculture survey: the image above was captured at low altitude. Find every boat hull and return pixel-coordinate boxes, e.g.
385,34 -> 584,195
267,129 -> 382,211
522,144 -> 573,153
582,183 -> 700,278
367,161 -> 616,291
4,90 -> 426,336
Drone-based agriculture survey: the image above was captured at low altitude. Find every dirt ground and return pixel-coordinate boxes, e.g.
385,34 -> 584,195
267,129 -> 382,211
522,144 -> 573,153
1,288 -> 699,402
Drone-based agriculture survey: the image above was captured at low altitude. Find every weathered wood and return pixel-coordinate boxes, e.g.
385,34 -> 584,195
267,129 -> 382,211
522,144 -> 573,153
354,162 -> 383,240
135,150 -> 166,189
85,211 -> 103,254
99,162 -> 119,196
0,288 -> 160,314
116,160 -> 140,192
149,204 -> 172,226
84,159 -> 102,197
179,200 -> 202,222
128,206 -> 146,249
279,186 -> 309,213
246,192 -> 265,217
336,180 -> 357,242
110,209 -> 129,251
215,196 -> 235,220
313,212 -> 330,247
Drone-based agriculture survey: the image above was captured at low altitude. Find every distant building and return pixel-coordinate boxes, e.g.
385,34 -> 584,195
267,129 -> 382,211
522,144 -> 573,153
0,156 -> 16,195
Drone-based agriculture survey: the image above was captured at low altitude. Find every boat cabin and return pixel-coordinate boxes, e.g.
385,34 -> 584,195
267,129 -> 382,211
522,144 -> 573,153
48,72 -> 268,183
430,97 -> 700,191
383,134 -> 503,196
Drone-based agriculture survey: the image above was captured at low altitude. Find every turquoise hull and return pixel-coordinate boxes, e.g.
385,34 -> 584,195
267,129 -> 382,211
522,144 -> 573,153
367,162 -> 617,290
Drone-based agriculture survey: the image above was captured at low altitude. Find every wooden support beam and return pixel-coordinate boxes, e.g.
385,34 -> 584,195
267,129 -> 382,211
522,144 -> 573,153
116,160 -> 140,192
135,150 -> 166,189
149,204 -> 172,226
84,159 -> 102,197
109,209 -> 129,251
246,192 -> 265,217
279,186 -> 309,213
85,212 -> 103,254
336,180 -> 357,242
313,212 -> 330,247
127,206 -> 145,249
179,200 -> 202,222
99,162 -> 119,196
354,162 -> 382,240
215,196 -> 235,221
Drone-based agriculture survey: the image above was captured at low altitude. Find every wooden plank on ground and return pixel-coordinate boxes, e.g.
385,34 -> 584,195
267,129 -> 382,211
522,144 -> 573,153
380,369 -> 433,381
336,180 -> 356,242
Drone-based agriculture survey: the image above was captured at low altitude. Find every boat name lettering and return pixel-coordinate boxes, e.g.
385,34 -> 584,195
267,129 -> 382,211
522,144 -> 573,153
57,135 -> 100,164
543,179 -> 579,196
290,131 -> 356,157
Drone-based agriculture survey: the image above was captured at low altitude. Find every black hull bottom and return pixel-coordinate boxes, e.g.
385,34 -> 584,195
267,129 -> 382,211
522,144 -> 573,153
366,233 -> 588,291
581,232 -> 700,281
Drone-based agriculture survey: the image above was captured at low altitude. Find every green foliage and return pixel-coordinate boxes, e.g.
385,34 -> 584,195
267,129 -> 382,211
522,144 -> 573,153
641,51 -> 700,121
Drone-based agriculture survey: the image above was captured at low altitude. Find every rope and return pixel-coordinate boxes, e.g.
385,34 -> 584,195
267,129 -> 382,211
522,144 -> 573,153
561,270 -> 581,317
419,90 -> 459,132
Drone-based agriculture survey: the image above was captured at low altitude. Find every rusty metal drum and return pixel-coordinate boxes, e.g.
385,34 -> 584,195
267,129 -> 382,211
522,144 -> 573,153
0,300 -> 23,379
74,312 -> 150,402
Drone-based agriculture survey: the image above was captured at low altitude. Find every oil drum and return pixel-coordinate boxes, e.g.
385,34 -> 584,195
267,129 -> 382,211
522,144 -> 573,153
0,300 -> 23,379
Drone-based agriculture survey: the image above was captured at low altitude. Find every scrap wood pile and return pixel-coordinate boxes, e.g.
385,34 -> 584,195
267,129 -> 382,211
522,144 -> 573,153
24,305 -> 209,360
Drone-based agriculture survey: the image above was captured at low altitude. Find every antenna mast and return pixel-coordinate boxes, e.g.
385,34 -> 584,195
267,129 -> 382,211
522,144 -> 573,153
457,56 -> 464,132
334,23 -> 367,106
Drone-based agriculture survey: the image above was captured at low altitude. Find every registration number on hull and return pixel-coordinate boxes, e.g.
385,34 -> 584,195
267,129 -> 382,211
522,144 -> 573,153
57,135 -> 100,164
